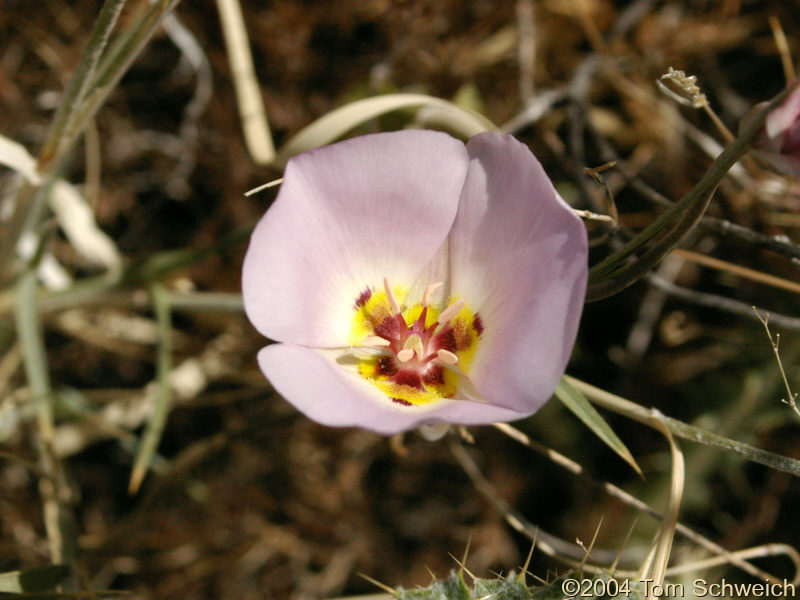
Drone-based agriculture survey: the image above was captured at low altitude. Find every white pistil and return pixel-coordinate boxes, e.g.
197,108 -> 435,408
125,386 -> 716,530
403,334 -> 424,359
422,281 -> 443,307
437,298 -> 465,326
397,348 -> 414,362
436,349 -> 458,365
362,336 -> 390,347
383,277 -> 401,315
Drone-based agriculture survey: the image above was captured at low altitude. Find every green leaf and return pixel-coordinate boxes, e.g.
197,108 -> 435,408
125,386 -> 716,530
554,378 -> 642,477
585,80 -> 800,301
565,375 -> 800,477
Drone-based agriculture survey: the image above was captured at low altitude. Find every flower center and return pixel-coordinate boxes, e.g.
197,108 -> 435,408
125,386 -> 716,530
349,278 -> 484,406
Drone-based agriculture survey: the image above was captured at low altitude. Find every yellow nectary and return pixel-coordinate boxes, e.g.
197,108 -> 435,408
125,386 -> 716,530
349,279 -> 482,406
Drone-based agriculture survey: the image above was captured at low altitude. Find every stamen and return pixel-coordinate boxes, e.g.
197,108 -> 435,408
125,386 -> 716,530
437,298 -> 465,325
383,277 -> 401,315
397,348 -> 414,362
352,278 -> 481,406
436,349 -> 458,365
352,346 -> 385,359
422,281 -> 443,307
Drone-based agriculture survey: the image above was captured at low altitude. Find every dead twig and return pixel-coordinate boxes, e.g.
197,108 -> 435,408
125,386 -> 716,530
753,307 -> 800,419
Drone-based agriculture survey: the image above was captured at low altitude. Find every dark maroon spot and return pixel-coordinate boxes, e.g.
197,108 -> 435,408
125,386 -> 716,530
391,398 -> 412,406
354,287 -> 372,308
376,356 -> 396,376
431,327 -> 457,353
374,315 -> 402,340
390,369 -> 423,389
472,313 -> 484,336
422,365 -> 444,386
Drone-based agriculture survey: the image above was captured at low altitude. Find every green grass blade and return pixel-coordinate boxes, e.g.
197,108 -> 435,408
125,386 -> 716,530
16,271 -> 81,585
128,283 -> 173,494
38,0 -> 127,169
565,375 -> 800,477
554,377 -> 642,477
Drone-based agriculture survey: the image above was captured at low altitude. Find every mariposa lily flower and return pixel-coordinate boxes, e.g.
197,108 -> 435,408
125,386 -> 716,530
743,81 -> 800,177
242,130 -> 587,435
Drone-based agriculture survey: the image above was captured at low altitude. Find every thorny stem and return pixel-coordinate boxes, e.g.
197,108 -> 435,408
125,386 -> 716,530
753,307 -> 800,419
492,422 -> 780,582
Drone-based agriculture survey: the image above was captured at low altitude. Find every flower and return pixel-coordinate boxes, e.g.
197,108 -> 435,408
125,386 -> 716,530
242,130 -> 587,435
743,81 -> 800,177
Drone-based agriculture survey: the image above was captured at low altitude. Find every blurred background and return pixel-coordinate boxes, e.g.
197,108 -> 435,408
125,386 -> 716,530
1,0 -> 799,598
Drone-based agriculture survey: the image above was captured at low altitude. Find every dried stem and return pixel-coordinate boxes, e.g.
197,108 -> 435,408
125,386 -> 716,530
753,307 -> 800,418
769,16 -> 796,84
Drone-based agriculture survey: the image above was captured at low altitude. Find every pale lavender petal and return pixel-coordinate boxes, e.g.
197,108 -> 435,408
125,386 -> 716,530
765,82 -> 800,141
752,148 -> 800,178
243,131 -> 468,347
449,132 -> 587,414
741,101 -> 782,154
741,84 -> 800,177
782,121 -> 800,154
258,343 -> 530,434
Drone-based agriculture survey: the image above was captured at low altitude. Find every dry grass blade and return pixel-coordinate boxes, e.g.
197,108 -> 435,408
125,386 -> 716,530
0,133 -> 121,274
492,422 -> 781,582
274,94 -> 498,167
673,248 -> 800,296
645,414 -> 684,599
216,0 -> 275,165
450,437 -> 628,570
